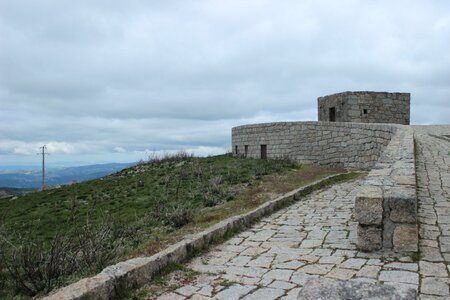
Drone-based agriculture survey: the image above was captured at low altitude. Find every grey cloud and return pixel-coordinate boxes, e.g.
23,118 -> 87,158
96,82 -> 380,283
0,0 -> 449,165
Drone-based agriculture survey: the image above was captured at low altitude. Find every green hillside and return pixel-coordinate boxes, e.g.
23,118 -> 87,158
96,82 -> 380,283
0,154 -> 344,298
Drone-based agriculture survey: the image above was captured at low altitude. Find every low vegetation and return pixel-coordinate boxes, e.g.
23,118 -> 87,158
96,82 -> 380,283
0,152 -> 344,298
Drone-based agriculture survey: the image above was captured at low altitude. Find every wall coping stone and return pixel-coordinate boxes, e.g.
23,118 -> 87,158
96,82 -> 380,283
317,91 -> 411,99
232,121 -> 403,131
356,126 -> 418,253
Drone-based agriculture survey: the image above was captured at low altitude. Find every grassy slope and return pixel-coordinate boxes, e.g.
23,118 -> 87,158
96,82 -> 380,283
0,155 -> 345,297
0,155 -> 339,246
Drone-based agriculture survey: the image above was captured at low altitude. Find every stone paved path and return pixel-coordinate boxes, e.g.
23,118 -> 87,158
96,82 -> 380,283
413,126 -> 450,299
149,126 -> 450,300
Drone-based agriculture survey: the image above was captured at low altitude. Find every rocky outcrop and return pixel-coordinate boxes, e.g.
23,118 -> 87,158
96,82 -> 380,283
297,278 -> 416,300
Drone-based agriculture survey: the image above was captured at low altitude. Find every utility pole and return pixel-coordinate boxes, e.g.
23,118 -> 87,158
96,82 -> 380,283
38,145 -> 48,191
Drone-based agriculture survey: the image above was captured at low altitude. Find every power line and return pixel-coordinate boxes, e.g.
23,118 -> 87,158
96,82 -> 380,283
37,145 -> 49,191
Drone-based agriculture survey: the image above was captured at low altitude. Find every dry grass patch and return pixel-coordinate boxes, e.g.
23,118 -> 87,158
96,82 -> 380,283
137,164 -> 346,256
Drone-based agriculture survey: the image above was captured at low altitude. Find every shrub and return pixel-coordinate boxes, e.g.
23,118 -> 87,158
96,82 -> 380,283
74,221 -> 130,272
201,191 -> 222,207
151,202 -> 194,229
0,217 -> 131,297
148,150 -> 194,164
0,240 -> 8,294
1,233 -> 77,296
201,176 -> 228,207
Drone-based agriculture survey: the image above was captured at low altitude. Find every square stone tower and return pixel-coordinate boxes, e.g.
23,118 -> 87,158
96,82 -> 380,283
318,91 -> 410,125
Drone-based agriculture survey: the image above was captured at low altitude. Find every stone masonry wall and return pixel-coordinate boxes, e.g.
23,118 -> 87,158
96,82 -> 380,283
232,121 -> 399,169
355,126 -> 417,252
318,91 -> 410,125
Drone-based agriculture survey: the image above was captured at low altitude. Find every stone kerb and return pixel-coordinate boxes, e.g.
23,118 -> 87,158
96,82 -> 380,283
356,127 -> 418,253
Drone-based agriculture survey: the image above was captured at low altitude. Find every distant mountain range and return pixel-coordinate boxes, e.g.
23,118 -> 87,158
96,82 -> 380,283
0,163 -> 133,189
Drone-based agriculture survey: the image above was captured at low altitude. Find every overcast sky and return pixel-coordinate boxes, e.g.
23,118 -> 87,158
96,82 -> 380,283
1,0 -> 449,168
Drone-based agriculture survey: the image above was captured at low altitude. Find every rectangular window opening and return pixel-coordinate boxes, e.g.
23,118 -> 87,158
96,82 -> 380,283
363,109 -> 368,115
329,107 -> 336,122
244,145 -> 248,158
235,145 -> 238,155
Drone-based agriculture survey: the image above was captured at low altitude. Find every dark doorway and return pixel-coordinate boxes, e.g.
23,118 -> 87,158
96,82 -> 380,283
260,144 -> 267,160
329,107 -> 336,122
244,145 -> 248,158
235,145 -> 238,155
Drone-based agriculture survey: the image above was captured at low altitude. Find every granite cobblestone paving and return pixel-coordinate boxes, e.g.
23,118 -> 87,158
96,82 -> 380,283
151,126 -> 450,299
413,126 -> 450,299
